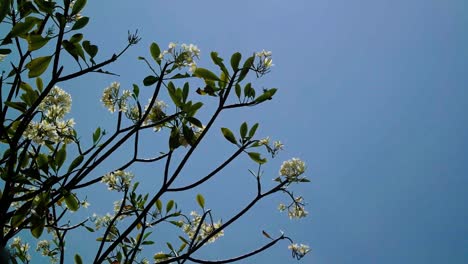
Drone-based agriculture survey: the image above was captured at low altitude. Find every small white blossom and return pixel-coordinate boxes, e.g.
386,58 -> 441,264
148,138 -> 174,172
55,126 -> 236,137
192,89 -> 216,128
101,170 -> 134,191
288,243 -> 310,260
101,82 -> 131,113
143,99 -> 167,131
182,211 -> 224,244
279,158 -> 306,181
0,54 -> 7,62
39,86 -> 72,119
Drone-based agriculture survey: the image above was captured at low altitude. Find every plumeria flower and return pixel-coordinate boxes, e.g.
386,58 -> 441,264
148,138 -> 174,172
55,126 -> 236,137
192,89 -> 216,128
288,243 -> 310,260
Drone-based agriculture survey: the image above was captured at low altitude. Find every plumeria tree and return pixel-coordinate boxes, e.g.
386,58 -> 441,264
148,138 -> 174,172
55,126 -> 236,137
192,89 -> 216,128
0,0 -> 310,263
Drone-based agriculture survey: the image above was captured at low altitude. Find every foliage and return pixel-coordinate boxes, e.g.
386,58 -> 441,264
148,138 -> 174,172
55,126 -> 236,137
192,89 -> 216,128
0,0 -> 310,263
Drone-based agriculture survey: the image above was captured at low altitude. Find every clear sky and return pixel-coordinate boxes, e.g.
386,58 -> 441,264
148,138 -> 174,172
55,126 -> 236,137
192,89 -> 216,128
3,0 -> 468,263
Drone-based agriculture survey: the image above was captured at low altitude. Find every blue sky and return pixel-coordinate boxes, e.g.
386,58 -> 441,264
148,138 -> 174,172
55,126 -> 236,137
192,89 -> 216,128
3,0 -> 468,263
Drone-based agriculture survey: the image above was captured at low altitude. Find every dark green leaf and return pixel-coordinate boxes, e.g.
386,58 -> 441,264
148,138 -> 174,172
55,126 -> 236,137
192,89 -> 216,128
238,55 -> 254,82
26,56 -> 52,78
4,101 -> 27,112
169,127 -> 180,150
67,155 -> 83,173
0,0 -> 11,24
0,48 -> 11,55
194,67 -> 220,81
142,241 -> 155,245
74,254 -> 83,264
235,84 -> 241,98
71,16 -> 89,30
221,127 -> 237,145
69,33 -> 83,43
249,123 -> 259,138
82,40 -> 98,58
248,152 -> 267,164
27,34 -> 50,51
64,193 -> 79,211
240,122 -> 248,139
92,127 -> 101,143
143,75 -> 158,86
132,84 -> 139,97
71,0 -> 86,16
56,144 -> 67,169
196,194 -> 205,209
31,218 -> 45,238
230,52 -> 241,71
210,52 -> 228,73
186,117 -> 203,128
11,20 -> 35,37
150,42 -> 161,62
155,199 -> 162,211
166,200 -> 174,213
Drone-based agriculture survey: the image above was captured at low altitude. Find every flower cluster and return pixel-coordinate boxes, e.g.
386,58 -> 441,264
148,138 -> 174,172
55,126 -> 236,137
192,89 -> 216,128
288,243 -> 310,260
254,49 -> 273,76
182,211 -> 224,244
10,236 -> 31,262
101,170 -> 134,191
143,99 -> 168,130
101,82 -> 132,113
279,158 -> 306,182
278,196 -> 308,219
36,240 -> 58,263
91,213 -> 114,230
24,86 -> 75,145
159,42 -> 200,72
258,136 -> 284,158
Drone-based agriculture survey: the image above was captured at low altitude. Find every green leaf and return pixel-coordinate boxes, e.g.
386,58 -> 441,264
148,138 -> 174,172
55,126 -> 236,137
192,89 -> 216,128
210,52 -> 228,73
11,20 -> 36,37
64,193 -> 79,211
74,254 -> 83,264
142,240 -> 155,245
4,101 -> 27,112
36,77 -> 44,92
69,33 -> 83,43
37,153 -> 48,171
71,0 -> 86,16
238,55 -> 254,82
56,144 -> 67,169
194,67 -> 220,81
240,122 -> 248,139
27,34 -> 50,51
132,84 -> 139,97
92,127 -> 101,143
26,56 -> 52,78
221,127 -> 237,145
0,0 -> 12,24
154,253 -> 170,260
186,117 -> 203,128
82,40 -> 98,58
31,218 -> 45,238
248,152 -> 267,164
169,127 -> 181,150
196,194 -> 205,209
155,199 -> 162,212
71,16 -> 89,30
166,200 -> 174,213
0,48 -> 11,55
249,123 -> 259,138
143,75 -> 158,86
67,155 -> 83,173
150,42 -> 161,62
230,52 -> 242,71
254,88 -> 277,103
235,84 -> 242,99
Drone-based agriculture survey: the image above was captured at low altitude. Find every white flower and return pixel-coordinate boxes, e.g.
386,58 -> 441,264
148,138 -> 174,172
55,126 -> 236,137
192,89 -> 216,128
288,243 -> 310,259
182,211 -> 224,244
279,158 -> 306,181
39,86 -> 72,119
0,54 -> 7,62
101,170 -> 134,191
288,204 -> 308,219
101,82 -> 131,113
143,99 -> 167,131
